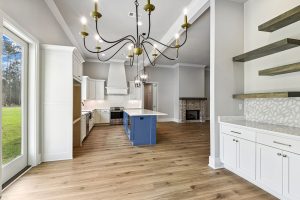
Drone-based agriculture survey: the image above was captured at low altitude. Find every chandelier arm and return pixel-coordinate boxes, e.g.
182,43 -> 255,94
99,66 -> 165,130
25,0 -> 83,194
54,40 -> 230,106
84,37 -> 133,54
141,44 -> 155,66
96,41 -> 132,62
146,13 -> 151,39
95,19 -> 136,44
178,29 -> 188,48
143,41 -> 177,61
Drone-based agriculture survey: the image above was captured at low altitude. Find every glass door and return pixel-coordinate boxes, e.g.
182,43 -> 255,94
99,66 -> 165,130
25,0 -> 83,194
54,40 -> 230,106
1,28 -> 28,184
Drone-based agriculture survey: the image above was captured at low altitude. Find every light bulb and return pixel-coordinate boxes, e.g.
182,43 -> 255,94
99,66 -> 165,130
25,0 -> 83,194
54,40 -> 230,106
183,8 -> 188,15
95,34 -> 100,41
138,21 -> 143,26
101,53 -> 106,56
81,17 -> 87,25
154,44 -> 158,49
128,44 -> 133,50
175,33 -> 180,39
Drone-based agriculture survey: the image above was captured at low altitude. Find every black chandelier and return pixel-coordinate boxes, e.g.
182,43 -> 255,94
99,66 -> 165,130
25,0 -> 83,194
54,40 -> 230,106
80,0 -> 191,67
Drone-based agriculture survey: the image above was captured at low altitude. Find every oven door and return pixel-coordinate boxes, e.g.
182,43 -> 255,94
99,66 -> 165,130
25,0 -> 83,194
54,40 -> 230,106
110,111 -> 123,119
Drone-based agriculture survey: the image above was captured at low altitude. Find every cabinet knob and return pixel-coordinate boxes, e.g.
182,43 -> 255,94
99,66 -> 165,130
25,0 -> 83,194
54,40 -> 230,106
277,153 -> 282,156
282,154 -> 287,158
233,139 -> 236,142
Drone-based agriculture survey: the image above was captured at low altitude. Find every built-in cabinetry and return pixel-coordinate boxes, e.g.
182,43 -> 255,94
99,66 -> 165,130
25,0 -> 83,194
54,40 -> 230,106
94,109 -> 110,124
82,76 -> 105,100
220,123 -> 300,200
129,81 -> 142,100
81,114 -> 87,143
73,50 -> 84,82
41,45 -> 84,162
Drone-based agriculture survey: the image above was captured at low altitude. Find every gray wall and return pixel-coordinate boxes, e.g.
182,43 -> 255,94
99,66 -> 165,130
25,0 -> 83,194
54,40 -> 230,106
0,0 -> 71,45
179,66 -> 205,98
205,69 -> 210,118
83,62 -> 207,121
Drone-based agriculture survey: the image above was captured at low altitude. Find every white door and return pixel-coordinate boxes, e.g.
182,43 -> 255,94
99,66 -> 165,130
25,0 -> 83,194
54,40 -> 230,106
283,151 -> 300,200
2,29 -> 28,184
256,144 -> 283,196
237,138 -> 256,180
222,134 -> 237,170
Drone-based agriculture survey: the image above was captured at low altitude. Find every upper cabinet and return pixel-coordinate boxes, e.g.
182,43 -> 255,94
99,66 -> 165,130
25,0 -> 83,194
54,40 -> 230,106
72,49 -> 84,82
82,76 -> 105,101
129,81 -> 142,100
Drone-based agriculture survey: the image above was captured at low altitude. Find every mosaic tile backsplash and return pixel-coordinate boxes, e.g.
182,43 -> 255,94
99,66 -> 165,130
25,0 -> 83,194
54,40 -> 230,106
244,98 -> 300,128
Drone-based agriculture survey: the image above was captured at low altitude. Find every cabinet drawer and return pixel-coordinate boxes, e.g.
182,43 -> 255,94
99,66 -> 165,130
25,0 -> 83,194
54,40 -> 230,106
257,133 -> 300,155
221,124 -> 256,142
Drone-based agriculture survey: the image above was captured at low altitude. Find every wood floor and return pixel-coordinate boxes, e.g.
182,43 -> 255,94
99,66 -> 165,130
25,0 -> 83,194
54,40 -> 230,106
2,122 -> 277,200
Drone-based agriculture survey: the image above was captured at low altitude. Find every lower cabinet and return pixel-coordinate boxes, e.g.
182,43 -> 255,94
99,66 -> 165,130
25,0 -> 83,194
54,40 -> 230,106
80,115 -> 87,143
94,109 -> 110,124
221,133 -> 256,181
257,144 -> 300,199
221,123 -> 300,200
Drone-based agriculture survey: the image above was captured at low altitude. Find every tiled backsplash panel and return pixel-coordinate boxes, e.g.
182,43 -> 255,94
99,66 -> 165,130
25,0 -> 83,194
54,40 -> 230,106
245,98 -> 300,128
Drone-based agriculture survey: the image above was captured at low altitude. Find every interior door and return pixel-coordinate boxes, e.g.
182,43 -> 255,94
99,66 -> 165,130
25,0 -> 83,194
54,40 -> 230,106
2,29 -> 28,184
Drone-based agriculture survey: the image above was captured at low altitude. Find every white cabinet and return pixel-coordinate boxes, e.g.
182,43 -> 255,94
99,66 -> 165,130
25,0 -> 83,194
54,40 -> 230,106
220,122 -> 300,200
95,80 -> 105,100
221,133 -> 256,181
94,109 -> 110,124
89,79 -> 96,100
256,144 -> 283,196
99,110 -> 110,124
129,81 -> 141,100
82,77 -> 105,100
73,50 -> 84,82
81,115 -> 87,143
283,152 -> 300,200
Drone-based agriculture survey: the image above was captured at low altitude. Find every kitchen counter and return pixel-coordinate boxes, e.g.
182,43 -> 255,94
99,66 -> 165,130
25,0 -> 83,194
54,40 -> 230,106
123,109 -> 168,146
124,109 -> 167,117
219,116 -> 300,139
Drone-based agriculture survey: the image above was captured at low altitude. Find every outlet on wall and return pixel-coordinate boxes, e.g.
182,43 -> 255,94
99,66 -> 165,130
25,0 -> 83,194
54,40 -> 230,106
239,103 -> 243,111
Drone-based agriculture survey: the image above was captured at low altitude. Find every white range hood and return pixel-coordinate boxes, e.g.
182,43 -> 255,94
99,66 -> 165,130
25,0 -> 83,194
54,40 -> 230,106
106,61 -> 128,95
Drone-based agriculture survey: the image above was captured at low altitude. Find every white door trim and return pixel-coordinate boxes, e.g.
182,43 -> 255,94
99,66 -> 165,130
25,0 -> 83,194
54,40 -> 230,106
0,9 -> 41,168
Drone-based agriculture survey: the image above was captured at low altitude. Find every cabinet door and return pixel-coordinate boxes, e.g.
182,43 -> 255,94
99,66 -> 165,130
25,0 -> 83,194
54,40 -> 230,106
100,110 -> 110,124
94,110 -> 101,124
256,144 -> 283,196
222,134 -> 237,170
89,79 -> 96,100
236,138 -> 256,180
283,151 -> 300,200
95,81 -> 105,100
81,77 -> 89,101
80,115 -> 86,142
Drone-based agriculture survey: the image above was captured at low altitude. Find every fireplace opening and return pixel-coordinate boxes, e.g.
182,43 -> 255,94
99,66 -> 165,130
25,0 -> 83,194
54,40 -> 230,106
186,110 -> 200,121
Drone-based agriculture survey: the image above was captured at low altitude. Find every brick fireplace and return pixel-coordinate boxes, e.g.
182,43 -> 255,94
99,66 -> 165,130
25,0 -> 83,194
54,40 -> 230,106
179,98 -> 207,123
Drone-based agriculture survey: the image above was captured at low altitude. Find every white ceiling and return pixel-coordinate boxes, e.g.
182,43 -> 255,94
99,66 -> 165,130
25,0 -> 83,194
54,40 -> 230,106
53,0 -> 194,61
155,9 -> 210,66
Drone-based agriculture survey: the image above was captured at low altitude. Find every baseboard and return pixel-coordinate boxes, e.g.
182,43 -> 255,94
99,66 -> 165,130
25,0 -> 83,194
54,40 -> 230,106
158,118 -> 177,122
42,152 -> 72,162
208,156 -> 224,169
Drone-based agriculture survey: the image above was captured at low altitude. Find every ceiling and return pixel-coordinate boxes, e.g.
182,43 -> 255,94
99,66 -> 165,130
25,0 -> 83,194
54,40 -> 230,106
54,0 -> 194,61
155,9 -> 210,66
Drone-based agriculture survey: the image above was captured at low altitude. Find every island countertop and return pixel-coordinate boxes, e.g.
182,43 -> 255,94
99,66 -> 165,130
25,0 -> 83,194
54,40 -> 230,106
124,109 -> 167,117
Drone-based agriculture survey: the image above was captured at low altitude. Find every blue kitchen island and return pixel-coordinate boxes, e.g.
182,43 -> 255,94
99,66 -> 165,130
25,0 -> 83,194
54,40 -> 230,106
123,109 -> 167,146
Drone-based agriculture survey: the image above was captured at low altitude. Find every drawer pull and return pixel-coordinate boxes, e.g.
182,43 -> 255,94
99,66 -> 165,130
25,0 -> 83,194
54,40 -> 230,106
273,141 -> 292,147
231,131 -> 241,135
283,154 -> 288,158
277,153 -> 282,156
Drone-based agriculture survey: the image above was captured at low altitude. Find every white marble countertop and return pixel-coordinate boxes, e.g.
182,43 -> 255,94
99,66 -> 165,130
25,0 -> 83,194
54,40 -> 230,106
219,116 -> 300,138
124,109 -> 167,117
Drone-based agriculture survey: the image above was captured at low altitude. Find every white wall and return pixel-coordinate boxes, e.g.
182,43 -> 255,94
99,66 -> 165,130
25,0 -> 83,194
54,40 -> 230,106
209,0 -> 244,169
179,66 -> 206,98
0,0 -> 71,45
205,69 -> 210,118
244,0 -> 300,93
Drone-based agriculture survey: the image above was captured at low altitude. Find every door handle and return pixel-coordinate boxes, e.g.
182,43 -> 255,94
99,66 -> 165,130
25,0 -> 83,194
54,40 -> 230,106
231,131 -> 241,135
273,141 -> 292,147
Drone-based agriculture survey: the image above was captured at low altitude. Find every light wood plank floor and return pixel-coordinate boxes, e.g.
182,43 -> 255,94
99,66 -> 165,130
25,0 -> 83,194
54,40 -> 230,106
3,122 -> 277,200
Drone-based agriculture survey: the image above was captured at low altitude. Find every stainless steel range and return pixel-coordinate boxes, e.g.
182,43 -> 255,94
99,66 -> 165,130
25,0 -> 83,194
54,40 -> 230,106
110,107 -> 124,125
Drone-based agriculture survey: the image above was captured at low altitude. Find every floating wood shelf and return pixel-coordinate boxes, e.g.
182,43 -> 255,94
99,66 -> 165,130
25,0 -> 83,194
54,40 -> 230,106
259,5 -> 300,32
233,92 -> 300,99
259,62 -> 300,76
233,38 -> 300,62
